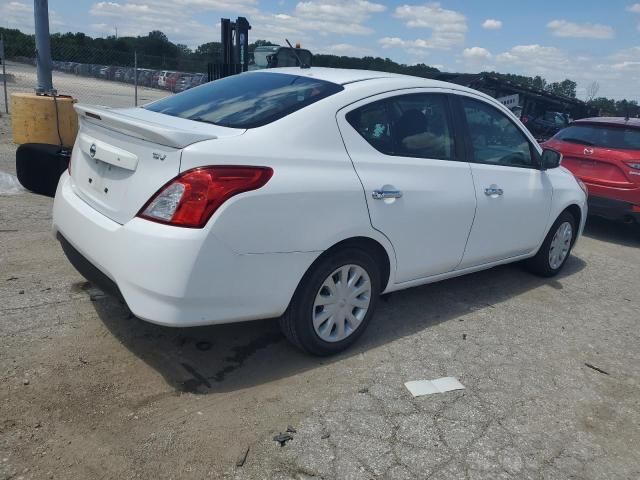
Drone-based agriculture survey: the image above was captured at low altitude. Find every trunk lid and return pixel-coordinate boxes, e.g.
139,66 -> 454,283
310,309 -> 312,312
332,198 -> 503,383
70,104 -> 243,224
546,138 -> 640,188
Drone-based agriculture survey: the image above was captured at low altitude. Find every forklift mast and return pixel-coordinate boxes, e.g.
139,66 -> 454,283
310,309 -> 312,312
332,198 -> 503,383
220,17 -> 251,71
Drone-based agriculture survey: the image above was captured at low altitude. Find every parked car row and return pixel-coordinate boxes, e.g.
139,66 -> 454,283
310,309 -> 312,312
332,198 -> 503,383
50,60 -> 207,92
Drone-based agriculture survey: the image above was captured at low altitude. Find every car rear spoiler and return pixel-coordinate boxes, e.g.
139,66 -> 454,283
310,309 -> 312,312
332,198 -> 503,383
74,104 -> 218,148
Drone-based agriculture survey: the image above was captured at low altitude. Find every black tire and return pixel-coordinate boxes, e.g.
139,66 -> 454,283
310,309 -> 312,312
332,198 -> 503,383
279,248 -> 381,356
16,143 -> 70,198
524,211 -> 577,277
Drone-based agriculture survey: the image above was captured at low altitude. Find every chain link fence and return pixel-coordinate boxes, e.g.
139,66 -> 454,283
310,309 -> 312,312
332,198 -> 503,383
1,41 -> 214,113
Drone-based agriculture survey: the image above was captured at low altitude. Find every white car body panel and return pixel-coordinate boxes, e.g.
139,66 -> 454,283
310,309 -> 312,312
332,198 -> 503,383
336,88 -> 477,282
459,163 -> 553,268
54,174 -> 318,326
52,67 -> 587,327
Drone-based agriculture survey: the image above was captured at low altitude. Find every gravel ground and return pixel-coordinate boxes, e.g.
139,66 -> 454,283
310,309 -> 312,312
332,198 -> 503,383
1,113 -> 639,479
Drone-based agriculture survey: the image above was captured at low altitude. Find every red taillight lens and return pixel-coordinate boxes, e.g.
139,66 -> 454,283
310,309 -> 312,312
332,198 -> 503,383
138,166 -> 273,228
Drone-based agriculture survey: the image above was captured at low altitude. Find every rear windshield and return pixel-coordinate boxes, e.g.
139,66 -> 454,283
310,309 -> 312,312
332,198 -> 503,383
554,124 -> 640,150
145,72 -> 343,129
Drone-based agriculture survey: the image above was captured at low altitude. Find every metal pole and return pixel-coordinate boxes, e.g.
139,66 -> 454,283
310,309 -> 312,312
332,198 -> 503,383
134,51 -> 138,106
1,35 -> 8,113
34,0 -> 54,94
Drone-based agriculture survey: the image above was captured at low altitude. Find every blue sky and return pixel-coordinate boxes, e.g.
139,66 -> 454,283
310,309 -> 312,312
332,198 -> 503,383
2,0 -> 639,100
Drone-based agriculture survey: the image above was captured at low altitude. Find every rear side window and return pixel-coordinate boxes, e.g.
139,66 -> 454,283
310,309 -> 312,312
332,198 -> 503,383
461,97 -> 534,168
346,94 -> 455,160
145,72 -> 343,129
554,124 -> 640,150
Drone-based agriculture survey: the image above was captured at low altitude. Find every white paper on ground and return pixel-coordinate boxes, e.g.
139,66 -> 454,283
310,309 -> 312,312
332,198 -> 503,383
404,377 -> 465,397
0,171 -> 25,195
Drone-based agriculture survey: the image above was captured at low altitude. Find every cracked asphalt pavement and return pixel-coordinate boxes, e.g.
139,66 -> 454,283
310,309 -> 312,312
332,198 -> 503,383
1,115 -> 639,479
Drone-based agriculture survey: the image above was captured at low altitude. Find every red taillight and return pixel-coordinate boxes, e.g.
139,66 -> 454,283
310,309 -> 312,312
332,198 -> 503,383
138,166 -> 273,228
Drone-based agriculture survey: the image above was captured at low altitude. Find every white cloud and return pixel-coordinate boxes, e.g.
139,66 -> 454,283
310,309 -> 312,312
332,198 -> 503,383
627,3 -> 640,13
87,0 -> 258,47
492,44 -> 640,100
380,2 -> 467,52
463,46 -> 492,59
481,19 -> 502,30
0,1 -> 64,33
547,20 -> 614,39
317,43 -> 375,57
496,44 -> 571,72
249,1 -> 387,47
295,1 -> 385,20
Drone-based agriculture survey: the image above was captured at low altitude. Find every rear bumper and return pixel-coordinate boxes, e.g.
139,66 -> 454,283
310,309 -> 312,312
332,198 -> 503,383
587,195 -> 640,223
52,173 -> 318,327
57,232 -> 124,301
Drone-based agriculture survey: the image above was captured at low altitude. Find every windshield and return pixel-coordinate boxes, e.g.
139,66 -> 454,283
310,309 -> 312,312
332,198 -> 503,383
145,72 -> 343,129
554,124 -> 640,150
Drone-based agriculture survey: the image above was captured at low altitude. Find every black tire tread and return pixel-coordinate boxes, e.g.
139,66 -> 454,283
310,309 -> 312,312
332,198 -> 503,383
524,210 -> 577,277
279,248 -> 381,356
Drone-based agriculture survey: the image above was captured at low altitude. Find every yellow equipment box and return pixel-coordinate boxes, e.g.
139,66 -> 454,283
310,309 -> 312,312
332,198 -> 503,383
11,93 -> 78,148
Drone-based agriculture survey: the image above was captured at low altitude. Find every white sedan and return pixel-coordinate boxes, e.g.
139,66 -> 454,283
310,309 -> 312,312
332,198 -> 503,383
53,67 -> 588,355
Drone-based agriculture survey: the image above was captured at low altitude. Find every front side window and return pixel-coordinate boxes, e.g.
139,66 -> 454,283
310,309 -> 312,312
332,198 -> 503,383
145,72 -> 343,129
346,93 -> 455,160
462,97 -> 535,168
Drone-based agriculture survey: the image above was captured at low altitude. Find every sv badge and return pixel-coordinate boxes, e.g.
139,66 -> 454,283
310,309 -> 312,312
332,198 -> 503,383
152,152 -> 167,161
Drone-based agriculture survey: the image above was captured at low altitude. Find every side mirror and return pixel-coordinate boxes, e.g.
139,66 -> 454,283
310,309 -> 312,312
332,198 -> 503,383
541,148 -> 562,170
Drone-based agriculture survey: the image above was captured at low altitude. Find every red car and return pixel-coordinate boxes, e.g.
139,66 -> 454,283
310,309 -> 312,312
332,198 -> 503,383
544,117 -> 640,224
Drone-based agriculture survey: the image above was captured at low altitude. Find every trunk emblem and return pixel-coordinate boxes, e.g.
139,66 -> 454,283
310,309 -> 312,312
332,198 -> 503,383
153,152 -> 167,161
584,148 -> 594,155
89,143 -> 97,158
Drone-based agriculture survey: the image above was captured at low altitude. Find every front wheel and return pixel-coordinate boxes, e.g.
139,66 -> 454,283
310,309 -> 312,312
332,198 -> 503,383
524,211 -> 577,277
279,248 -> 381,356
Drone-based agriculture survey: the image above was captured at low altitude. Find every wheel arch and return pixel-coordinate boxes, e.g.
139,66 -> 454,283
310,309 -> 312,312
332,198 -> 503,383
564,204 -> 582,231
300,236 -> 394,294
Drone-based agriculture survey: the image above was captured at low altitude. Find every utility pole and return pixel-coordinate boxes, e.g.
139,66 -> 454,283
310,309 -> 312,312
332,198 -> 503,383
1,34 -> 8,113
34,0 -> 55,94
134,51 -> 138,106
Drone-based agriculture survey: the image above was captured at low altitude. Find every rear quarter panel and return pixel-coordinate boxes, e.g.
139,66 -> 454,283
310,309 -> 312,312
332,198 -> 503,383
179,98 -> 397,271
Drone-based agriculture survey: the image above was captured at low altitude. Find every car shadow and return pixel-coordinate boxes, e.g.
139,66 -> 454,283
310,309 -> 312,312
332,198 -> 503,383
91,255 -> 586,395
582,216 -> 640,248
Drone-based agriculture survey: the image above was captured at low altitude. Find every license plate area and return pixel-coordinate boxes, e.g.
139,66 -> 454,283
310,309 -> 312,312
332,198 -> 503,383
81,155 -> 134,202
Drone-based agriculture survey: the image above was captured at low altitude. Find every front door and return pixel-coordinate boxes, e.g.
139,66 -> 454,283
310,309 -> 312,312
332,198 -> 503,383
454,95 -> 553,268
338,91 -> 477,283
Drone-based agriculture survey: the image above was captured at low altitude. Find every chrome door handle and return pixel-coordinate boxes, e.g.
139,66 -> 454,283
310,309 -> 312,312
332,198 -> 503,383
484,186 -> 504,196
372,189 -> 403,200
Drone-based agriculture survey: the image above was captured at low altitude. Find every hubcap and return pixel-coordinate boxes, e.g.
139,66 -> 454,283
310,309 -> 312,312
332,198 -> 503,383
312,264 -> 372,343
548,221 -> 573,270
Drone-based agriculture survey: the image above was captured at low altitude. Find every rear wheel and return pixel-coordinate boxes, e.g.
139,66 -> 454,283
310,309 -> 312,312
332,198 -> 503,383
524,211 -> 576,277
279,248 -> 381,356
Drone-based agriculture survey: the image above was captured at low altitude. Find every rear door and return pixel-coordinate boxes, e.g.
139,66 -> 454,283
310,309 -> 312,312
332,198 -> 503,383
337,90 -> 477,283
453,94 -> 553,268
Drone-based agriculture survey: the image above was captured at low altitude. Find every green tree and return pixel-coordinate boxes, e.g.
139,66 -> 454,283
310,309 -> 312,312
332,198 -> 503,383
546,79 -> 577,98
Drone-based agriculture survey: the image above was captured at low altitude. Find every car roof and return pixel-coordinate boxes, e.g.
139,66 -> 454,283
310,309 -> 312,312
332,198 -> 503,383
573,117 -> 640,128
252,67 -> 405,85
249,67 -> 485,95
